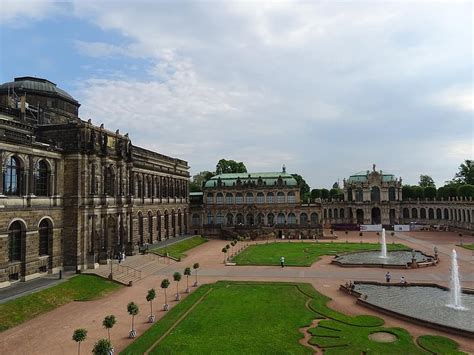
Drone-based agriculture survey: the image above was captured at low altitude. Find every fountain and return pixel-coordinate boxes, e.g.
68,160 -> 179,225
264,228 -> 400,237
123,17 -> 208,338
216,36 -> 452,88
380,228 -> 387,258
447,249 -> 466,310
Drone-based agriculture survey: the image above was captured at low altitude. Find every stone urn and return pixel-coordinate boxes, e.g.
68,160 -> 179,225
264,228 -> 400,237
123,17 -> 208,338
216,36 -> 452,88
129,329 -> 137,338
175,294 -> 181,301
163,304 -> 169,311
185,287 -> 190,293
148,315 -> 156,323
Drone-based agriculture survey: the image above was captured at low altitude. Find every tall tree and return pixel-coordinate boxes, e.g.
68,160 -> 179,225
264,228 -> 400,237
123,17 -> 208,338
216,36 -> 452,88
215,159 -> 247,175
419,175 -> 436,188
291,174 -> 310,202
310,189 -> 321,200
190,171 -> 214,192
72,328 -> 87,355
321,188 -> 329,199
452,160 -> 474,185
102,315 -> 116,342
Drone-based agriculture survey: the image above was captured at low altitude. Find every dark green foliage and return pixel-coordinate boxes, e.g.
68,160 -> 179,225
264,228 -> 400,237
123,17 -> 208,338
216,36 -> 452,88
215,159 -> 247,175
190,171 -> 215,192
321,188 -> 329,199
424,186 -> 437,199
458,184 -> 474,198
419,174 -> 436,188
292,174 -> 310,201
92,338 -> 113,355
412,186 -> 424,199
72,328 -> 87,343
311,189 -> 321,200
102,315 -> 116,341
451,159 -> 473,185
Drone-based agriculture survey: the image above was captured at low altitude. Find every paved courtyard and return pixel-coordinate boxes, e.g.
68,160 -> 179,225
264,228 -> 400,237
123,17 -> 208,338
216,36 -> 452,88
1,231 -> 473,354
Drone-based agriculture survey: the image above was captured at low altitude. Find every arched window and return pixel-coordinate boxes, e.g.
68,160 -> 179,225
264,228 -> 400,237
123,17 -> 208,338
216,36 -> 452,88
138,212 -> 144,244
256,192 -> 265,204
146,177 -> 152,198
257,213 -> 265,224
467,209 -> 471,223
9,221 -> 23,261
411,208 -> 418,219
267,192 -> 274,203
428,208 -> 434,219
443,208 -> 449,220
300,213 -> 308,225
334,208 -> 338,219
277,192 -> 285,203
226,213 -> 234,225
225,193 -> 233,204
105,167 -> 115,196
436,208 -> 442,219
287,191 -> 296,203
35,160 -> 49,196
356,188 -> 363,202
329,209 -> 333,218
340,208 -> 345,219
192,213 -> 201,226
267,213 -> 275,225
371,186 -> 380,202
324,209 -> 327,219
136,175 -> 143,198
216,212 -> 224,225
236,213 -> 244,225
207,212 -> 213,224
420,208 -> 426,219
288,213 -> 296,224
277,213 -> 285,224
148,212 -> 153,242
246,213 -> 254,225
462,209 -> 466,222
388,187 -> 396,201
206,193 -> 214,204
310,213 -> 318,225
403,208 -> 409,218
347,188 -> 353,202
4,156 -> 21,195
235,193 -> 244,204
38,219 -> 52,256
246,193 -> 254,204
216,193 -> 224,204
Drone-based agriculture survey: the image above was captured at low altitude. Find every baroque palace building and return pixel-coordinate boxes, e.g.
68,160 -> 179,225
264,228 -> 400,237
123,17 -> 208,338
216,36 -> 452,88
0,77 -> 189,288
191,166 -> 473,238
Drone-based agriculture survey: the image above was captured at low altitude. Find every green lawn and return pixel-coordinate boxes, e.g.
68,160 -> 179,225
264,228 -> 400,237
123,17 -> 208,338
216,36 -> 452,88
457,244 -> 474,251
233,242 -> 410,266
151,236 -> 208,260
121,281 -> 462,355
0,275 -> 121,332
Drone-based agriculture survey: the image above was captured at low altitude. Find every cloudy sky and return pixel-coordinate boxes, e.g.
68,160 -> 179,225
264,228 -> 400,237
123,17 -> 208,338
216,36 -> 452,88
0,0 -> 472,188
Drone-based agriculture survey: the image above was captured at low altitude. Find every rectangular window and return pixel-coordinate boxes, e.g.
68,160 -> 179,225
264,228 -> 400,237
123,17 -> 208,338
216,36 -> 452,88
235,195 -> 243,204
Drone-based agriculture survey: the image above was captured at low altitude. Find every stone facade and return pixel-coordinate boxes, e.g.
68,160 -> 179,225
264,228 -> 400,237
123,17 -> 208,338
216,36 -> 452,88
0,77 -> 189,288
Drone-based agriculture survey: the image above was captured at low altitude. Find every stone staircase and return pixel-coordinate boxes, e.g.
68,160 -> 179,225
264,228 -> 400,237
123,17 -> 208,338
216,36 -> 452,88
84,253 -> 173,286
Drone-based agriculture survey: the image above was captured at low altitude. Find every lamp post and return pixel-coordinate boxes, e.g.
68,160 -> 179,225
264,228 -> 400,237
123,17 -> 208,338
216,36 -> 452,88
108,249 -> 113,280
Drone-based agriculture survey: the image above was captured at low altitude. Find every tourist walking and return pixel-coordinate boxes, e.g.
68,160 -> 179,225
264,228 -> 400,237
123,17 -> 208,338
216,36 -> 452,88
280,256 -> 285,268
385,272 -> 391,283
400,276 -> 407,285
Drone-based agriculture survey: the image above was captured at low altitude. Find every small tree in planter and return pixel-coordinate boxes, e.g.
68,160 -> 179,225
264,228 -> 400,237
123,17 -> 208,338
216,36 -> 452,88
173,272 -> 182,301
146,288 -> 156,323
193,263 -> 200,286
161,278 -> 170,310
345,231 -> 348,243
184,267 -> 191,293
391,231 -> 395,244
127,302 -> 139,338
72,328 -> 87,355
92,338 -> 113,355
102,315 -> 116,342
359,232 -> 363,243
222,247 -> 228,263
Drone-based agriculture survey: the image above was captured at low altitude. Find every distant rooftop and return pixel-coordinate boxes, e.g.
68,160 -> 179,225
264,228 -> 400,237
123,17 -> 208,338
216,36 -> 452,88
204,172 -> 298,188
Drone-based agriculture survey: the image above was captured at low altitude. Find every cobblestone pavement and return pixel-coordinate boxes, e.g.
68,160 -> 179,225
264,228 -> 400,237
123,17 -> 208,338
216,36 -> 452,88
1,231 -> 473,354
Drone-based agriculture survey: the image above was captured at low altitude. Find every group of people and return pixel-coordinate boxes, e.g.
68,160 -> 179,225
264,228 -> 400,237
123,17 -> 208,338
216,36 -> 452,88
385,272 -> 407,285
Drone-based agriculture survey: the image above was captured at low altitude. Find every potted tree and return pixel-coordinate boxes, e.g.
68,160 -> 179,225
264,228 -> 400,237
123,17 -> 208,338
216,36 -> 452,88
173,272 -> 182,301
359,231 -> 363,243
193,263 -> 200,287
102,315 -> 116,342
222,247 -> 228,263
72,328 -> 87,355
92,338 -> 113,355
146,288 -> 156,323
184,267 -> 191,293
161,278 -> 170,310
127,302 -> 139,338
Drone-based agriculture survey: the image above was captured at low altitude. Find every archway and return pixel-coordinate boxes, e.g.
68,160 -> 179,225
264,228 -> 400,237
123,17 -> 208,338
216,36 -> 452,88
371,207 -> 381,224
356,209 -> 364,224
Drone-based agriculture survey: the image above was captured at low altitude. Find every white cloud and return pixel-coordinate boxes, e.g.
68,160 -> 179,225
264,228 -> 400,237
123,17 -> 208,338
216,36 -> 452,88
0,0 -> 64,25
427,86 -> 474,112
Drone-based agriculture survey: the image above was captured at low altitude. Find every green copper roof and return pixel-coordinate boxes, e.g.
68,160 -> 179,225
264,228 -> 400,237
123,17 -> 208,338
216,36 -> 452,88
347,170 -> 396,183
204,172 -> 298,188
0,77 -> 78,103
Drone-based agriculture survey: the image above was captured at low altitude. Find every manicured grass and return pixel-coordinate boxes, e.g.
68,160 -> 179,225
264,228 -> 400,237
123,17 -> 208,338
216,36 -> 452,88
121,281 -> 460,354
151,236 -> 208,260
417,335 -> 466,355
457,244 -> 474,251
233,242 -> 410,266
0,275 -> 121,332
